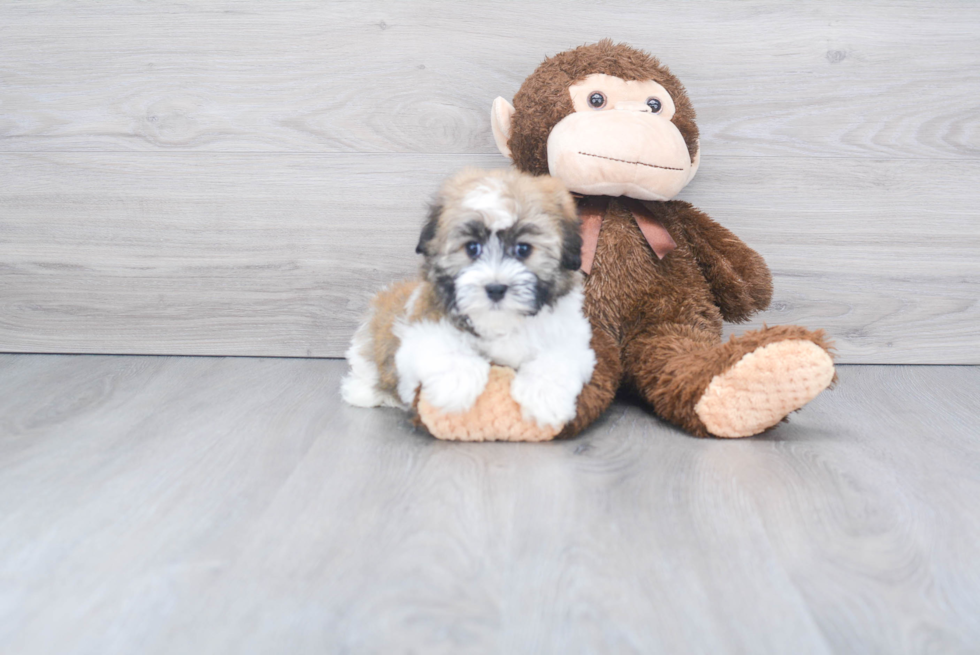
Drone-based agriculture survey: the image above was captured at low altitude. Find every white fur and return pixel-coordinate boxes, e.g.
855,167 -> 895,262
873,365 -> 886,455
463,182 -> 515,230
341,284 -> 594,429
397,285 -> 594,428
454,238 -> 538,319
340,311 -> 401,409
393,319 -> 491,412
480,287 -> 595,428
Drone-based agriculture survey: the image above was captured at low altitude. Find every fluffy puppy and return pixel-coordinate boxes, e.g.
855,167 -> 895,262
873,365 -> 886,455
341,168 -> 595,429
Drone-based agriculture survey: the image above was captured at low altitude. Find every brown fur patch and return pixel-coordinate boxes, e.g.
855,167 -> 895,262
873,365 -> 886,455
558,324 -> 622,438
365,278 -> 448,401
367,280 -> 419,398
555,198 -> 831,439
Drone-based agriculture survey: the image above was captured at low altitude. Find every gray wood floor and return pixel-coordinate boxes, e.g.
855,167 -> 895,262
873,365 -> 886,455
2,1 -> 978,363
2,354 -> 978,654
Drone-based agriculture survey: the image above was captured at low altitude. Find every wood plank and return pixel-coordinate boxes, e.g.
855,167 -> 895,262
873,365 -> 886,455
0,1 -> 977,159
1,152 -> 977,363
0,355 -> 978,653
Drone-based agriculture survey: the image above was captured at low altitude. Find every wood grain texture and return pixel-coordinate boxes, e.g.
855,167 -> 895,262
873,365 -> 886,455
1,355 -> 978,653
1,152 -> 977,362
0,1 -> 977,362
1,1 -> 978,159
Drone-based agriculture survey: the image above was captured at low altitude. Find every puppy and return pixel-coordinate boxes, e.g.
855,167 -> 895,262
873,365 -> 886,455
341,168 -> 595,429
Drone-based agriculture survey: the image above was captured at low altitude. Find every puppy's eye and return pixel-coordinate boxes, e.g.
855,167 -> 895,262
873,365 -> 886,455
465,241 -> 482,258
515,243 -> 532,259
588,92 -> 606,109
646,97 -> 662,113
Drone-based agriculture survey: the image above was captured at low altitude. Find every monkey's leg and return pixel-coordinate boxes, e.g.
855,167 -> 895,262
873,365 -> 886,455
558,327 -> 622,438
625,324 -> 835,438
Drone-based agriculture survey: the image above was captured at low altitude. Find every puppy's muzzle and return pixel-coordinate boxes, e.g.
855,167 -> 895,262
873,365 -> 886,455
485,283 -> 508,302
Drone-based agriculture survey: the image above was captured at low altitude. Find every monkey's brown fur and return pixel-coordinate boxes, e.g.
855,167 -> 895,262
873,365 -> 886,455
510,40 -> 699,176
504,41 -> 834,438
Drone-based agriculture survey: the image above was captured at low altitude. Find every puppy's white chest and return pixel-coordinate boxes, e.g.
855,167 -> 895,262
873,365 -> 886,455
478,331 -> 532,369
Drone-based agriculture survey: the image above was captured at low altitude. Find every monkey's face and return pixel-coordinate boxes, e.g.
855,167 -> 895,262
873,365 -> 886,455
491,43 -> 702,201
545,74 -> 699,201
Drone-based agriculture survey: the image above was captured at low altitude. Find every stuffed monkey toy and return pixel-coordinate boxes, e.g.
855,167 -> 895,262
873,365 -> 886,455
422,40 -> 834,440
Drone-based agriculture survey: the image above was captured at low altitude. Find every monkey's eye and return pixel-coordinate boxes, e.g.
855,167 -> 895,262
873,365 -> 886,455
465,241 -> 482,258
646,97 -> 662,113
588,92 -> 606,109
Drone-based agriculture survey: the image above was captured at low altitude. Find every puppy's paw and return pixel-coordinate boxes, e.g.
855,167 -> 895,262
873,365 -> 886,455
419,357 -> 491,414
510,369 -> 579,429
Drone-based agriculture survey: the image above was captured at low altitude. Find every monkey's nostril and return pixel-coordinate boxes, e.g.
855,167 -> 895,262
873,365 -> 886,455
485,284 -> 508,301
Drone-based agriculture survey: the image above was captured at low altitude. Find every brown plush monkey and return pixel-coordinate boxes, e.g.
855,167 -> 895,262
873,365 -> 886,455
417,39 -> 835,440
481,39 -> 835,438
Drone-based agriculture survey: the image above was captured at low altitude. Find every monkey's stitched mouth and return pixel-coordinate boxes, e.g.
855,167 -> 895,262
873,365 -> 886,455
578,151 -> 684,171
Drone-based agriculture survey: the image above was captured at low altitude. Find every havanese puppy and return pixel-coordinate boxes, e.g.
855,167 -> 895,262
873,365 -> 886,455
341,168 -> 595,429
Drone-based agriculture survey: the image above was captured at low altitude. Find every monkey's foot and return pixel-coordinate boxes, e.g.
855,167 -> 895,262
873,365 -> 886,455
694,340 -> 835,438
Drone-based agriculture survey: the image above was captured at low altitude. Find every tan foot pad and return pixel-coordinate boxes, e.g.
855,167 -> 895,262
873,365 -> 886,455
694,340 -> 835,438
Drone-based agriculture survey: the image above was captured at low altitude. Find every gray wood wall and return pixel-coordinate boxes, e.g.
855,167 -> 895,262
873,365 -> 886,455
1,1 -> 977,364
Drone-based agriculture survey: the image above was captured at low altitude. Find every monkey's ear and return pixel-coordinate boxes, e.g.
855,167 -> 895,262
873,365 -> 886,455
416,202 -> 441,255
490,97 -> 515,160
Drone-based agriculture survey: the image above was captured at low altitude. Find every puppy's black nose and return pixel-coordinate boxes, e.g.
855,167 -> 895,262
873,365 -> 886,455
485,283 -> 508,302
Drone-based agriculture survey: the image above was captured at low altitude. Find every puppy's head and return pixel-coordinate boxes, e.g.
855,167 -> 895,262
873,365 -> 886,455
416,168 -> 582,326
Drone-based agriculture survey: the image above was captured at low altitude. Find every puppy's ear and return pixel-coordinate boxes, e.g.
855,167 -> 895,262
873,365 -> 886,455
560,217 -> 583,271
416,202 -> 441,255
539,176 -> 582,271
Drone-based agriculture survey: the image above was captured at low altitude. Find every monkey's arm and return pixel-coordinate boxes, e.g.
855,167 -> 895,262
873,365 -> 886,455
674,203 -> 773,323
